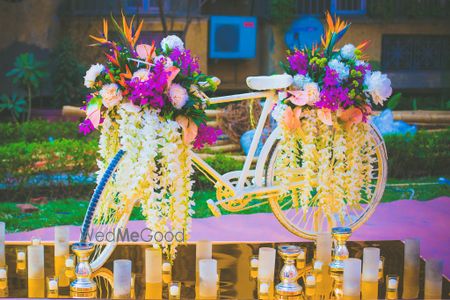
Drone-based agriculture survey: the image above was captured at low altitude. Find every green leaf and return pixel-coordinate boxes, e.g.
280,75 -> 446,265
386,92 -> 402,110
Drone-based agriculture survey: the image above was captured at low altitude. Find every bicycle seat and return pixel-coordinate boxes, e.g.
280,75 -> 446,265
246,74 -> 293,91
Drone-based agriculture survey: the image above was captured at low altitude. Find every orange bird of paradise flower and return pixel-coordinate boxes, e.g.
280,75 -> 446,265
321,12 -> 351,55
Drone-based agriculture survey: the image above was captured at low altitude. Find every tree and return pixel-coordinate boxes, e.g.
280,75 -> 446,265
6,53 -> 48,121
52,37 -> 85,106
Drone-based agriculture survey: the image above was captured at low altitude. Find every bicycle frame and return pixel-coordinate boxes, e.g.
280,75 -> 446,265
190,90 -> 278,196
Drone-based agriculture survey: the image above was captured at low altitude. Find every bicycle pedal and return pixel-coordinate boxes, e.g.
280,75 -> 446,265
206,199 -> 222,217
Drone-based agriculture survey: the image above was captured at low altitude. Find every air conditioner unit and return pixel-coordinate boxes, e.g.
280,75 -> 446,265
209,16 -> 257,59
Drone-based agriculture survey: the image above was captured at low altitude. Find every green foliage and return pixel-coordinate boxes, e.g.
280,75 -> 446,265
385,129 -> 450,178
194,154 -> 244,189
0,120 -> 96,145
0,94 -> 27,123
0,139 -> 98,181
269,0 -> 296,31
386,92 -> 402,110
6,53 -> 48,90
52,37 -> 86,106
6,53 -> 48,121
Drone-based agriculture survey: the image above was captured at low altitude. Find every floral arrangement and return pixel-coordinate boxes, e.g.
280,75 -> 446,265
272,13 -> 392,220
79,15 -> 221,258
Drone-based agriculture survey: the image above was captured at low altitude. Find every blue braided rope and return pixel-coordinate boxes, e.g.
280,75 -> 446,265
80,149 -> 125,242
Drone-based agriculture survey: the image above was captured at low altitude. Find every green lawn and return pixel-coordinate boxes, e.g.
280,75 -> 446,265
1,177 -> 448,233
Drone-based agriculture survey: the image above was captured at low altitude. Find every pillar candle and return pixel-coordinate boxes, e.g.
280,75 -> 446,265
27,244 -> 44,279
362,247 -> 380,282
403,238 -> 420,299
257,247 -> 276,281
196,240 -> 212,261
424,259 -> 443,299
55,241 -> 69,287
343,258 -> 361,297
54,226 -> 70,243
0,222 -> 5,267
316,232 -> 332,264
145,248 -> 162,283
198,259 -> 218,298
114,259 -> 132,298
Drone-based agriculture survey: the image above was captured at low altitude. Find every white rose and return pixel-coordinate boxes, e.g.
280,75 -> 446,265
292,74 -> 312,89
132,69 -> 149,81
84,63 -> 105,88
364,71 -> 392,105
328,59 -> 349,81
340,44 -> 356,60
160,35 -> 184,52
100,83 -> 123,108
154,55 -> 174,68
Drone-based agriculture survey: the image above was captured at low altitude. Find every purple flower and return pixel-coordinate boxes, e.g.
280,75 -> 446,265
287,50 -> 308,75
79,119 -> 95,135
323,66 -> 339,87
316,86 -> 354,111
169,48 -> 199,76
193,124 -> 222,150
127,62 -> 169,108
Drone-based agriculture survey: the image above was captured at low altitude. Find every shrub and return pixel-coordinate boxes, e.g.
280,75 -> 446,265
385,129 -> 450,178
0,121 -> 98,145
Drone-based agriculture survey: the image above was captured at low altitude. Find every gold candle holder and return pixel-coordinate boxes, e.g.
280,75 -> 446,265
330,227 -> 352,274
70,242 -> 97,298
275,245 -> 303,298
305,272 -> 316,298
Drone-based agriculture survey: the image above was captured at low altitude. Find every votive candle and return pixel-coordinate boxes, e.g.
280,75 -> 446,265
424,259 -> 443,299
296,247 -> 306,269
257,247 -> 276,281
198,259 -> 218,298
46,276 -> 59,298
0,266 -> 7,289
343,258 -> 361,297
169,281 -> 181,299
403,238 -> 420,299
27,244 -> 44,279
386,274 -> 399,300
145,248 -> 162,283
113,259 -> 132,298
316,232 -> 332,264
250,255 -> 259,269
362,247 -> 380,282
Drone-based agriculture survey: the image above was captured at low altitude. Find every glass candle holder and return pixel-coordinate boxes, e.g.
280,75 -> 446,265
0,266 -> 7,290
403,238 -> 420,299
31,237 -> 41,246
198,259 -> 218,298
162,260 -> 172,283
258,278 -> 272,299
249,255 -> 259,270
16,247 -> 26,273
296,247 -> 306,269
64,254 -> 76,279
385,274 -> 399,300
145,248 -> 162,284
305,272 -> 316,297
378,256 -> 385,281
168,281 -> 181,300
313,260 -> 323,283
46,276 -> 59,298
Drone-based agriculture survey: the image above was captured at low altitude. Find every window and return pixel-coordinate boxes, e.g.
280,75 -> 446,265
124,0 -> 161,14
382,35 -> 450,71
297,0 -> 366,15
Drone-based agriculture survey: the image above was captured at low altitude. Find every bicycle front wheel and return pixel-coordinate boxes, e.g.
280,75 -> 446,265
265,122 -> 387,240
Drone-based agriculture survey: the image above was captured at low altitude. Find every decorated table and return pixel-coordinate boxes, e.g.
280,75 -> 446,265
2,240 -> 449,299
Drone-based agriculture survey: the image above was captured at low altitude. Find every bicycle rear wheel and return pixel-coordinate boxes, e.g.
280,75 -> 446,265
265,123 -> 387,239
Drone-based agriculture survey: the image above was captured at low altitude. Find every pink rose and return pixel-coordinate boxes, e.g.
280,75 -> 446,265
99,83 -> 123,108
169,83 -> 188,109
